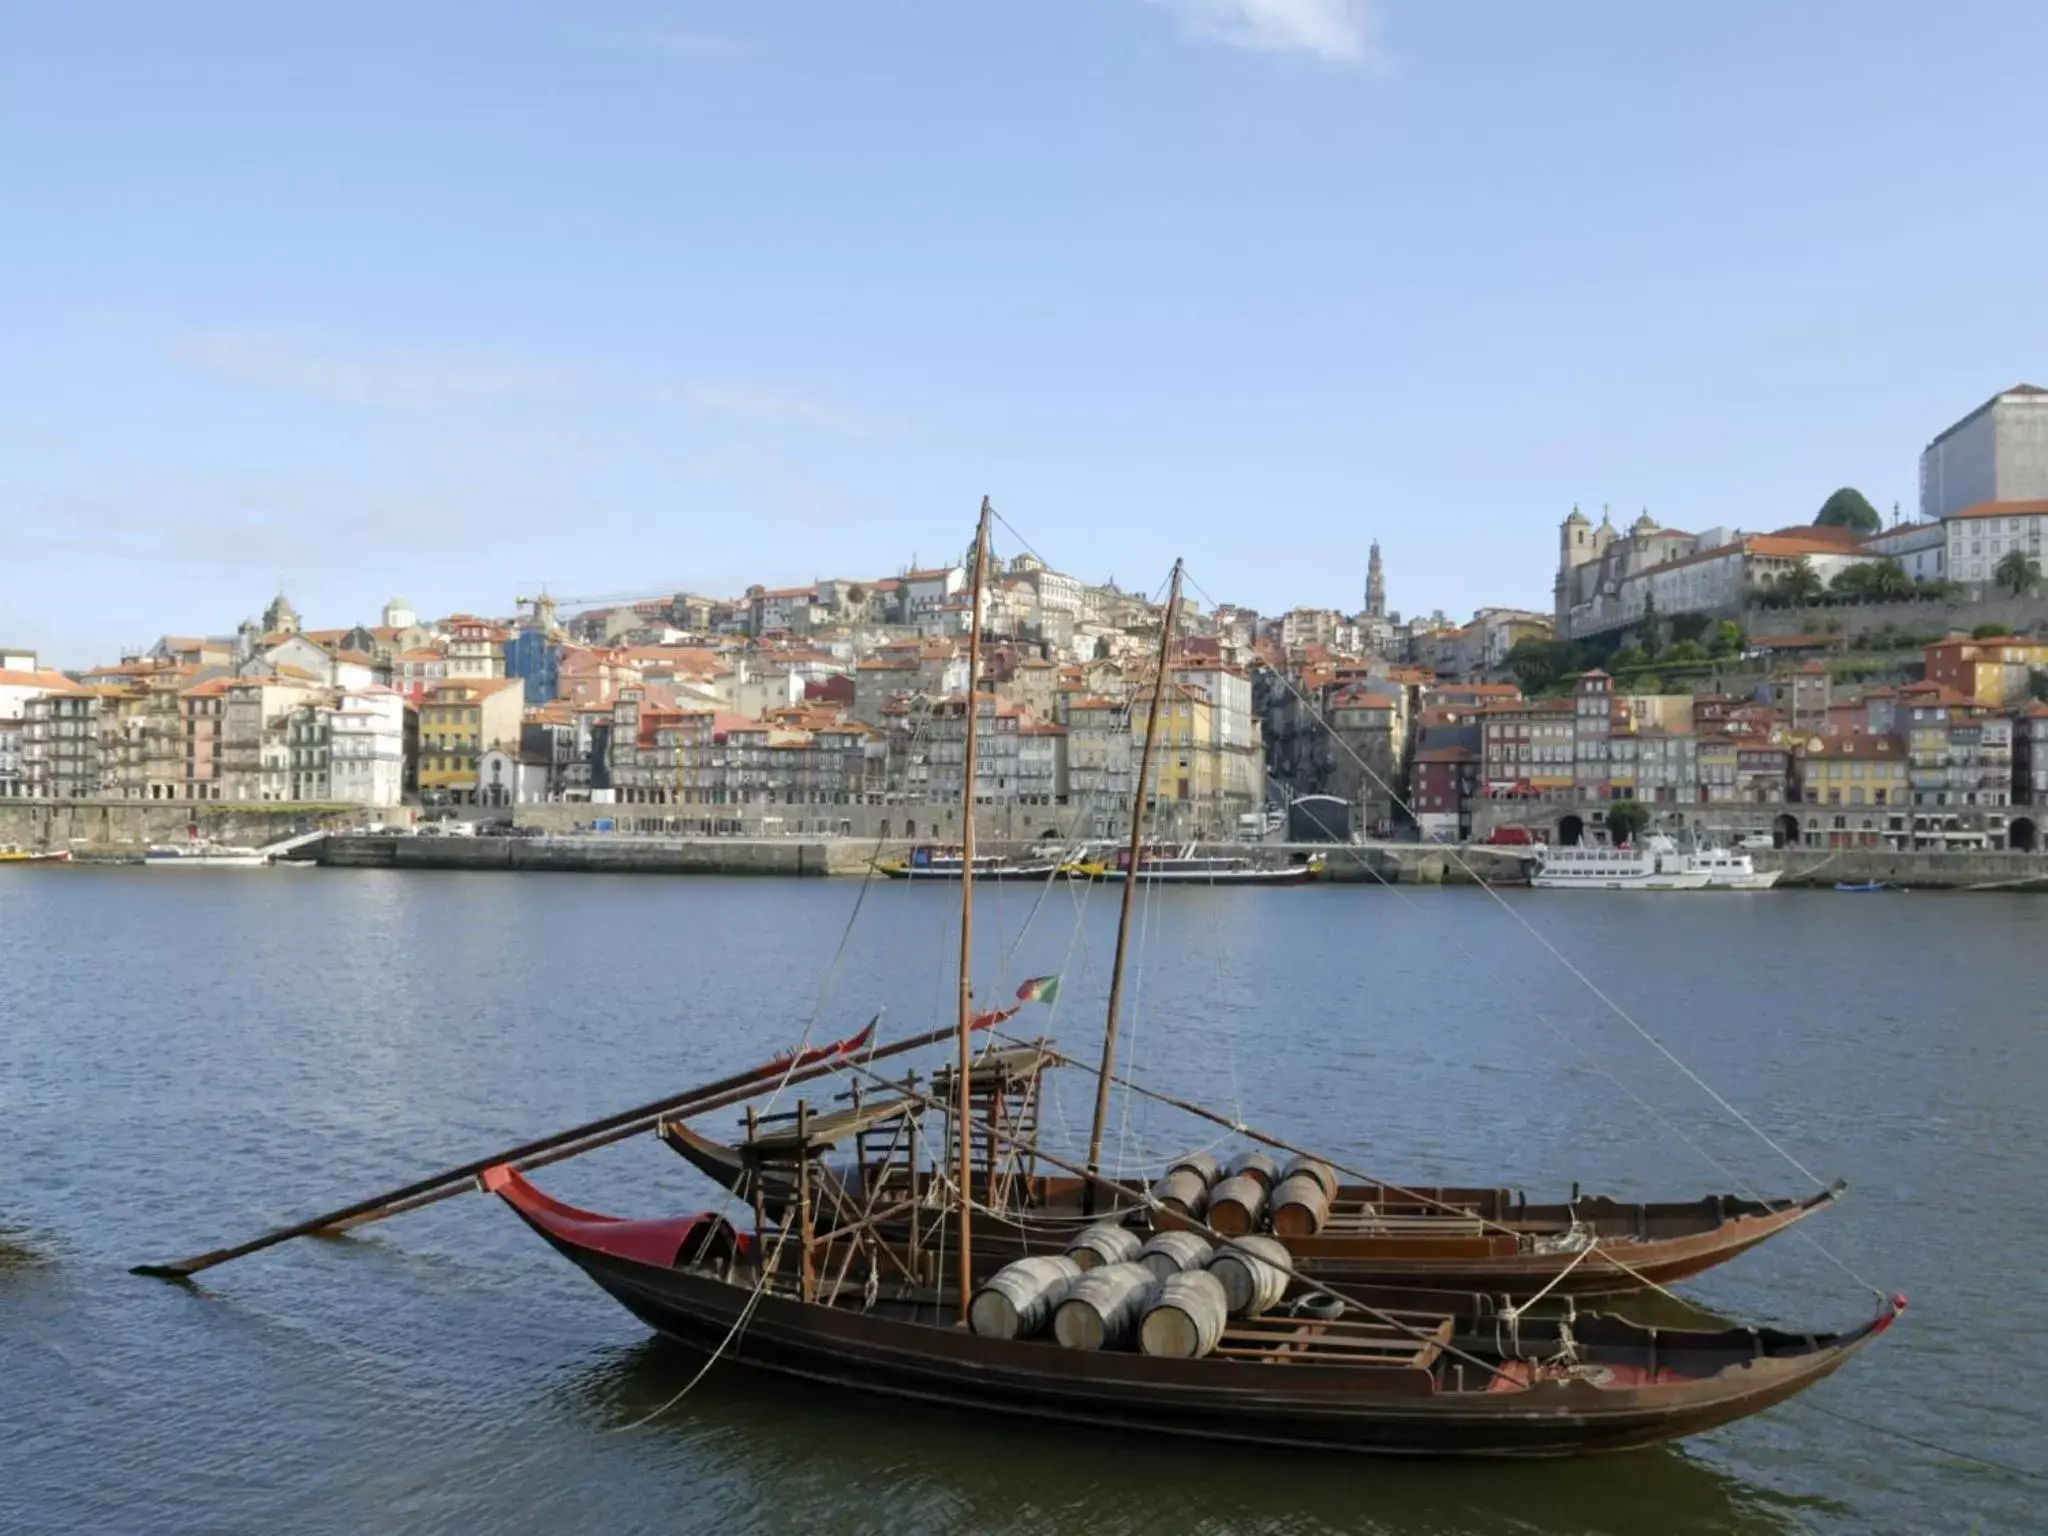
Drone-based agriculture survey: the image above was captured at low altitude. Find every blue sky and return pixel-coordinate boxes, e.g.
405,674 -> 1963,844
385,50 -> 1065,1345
6,1 -> 2047,665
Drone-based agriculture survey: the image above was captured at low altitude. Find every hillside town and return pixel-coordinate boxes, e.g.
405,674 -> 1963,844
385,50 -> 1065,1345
6,382 -> 2048,853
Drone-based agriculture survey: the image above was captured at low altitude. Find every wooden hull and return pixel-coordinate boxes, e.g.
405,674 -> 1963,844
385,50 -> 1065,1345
877,862 -> 1065,881
489,1164 -> 1901,1458
658,1121 -> 1842,1297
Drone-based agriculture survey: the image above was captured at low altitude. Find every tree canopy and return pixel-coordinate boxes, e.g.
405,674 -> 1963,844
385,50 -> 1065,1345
1994,549 -> 2042,597
1605,799 -> 1651,845
1815,487 -> 1881,533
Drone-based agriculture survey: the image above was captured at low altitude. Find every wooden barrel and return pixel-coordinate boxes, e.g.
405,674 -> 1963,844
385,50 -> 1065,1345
1052,1263 -> 1158,1351
1228,1150 -> 1281,1190
1207,1173 -> 1268,1235
1136,1229 -> 1212,1280
1210,1235 -> 1291,1317
1167,1149 -> 1223,1188
1064,1222 -> 1142,1271
1139,1270 -> 1229,1360
1280,1155 -> 1339,1202
968,1255 -> 1083,1341
1147,1167 -> 1209,1219
1271,1170 -> 1333,1237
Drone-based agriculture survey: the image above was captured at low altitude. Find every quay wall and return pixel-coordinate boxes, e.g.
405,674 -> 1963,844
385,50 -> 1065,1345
318,833 -> 2048,889
0,799 -> 387,852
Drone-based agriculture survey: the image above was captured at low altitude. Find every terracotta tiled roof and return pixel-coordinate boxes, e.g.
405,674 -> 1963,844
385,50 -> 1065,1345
1942,498 -> 2048,522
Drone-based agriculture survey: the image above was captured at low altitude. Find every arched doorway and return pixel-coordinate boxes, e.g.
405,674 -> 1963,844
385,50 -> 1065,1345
1773,813 -> 1800,848
1557,814 -> 1585,847
2012,816 -> 2037,852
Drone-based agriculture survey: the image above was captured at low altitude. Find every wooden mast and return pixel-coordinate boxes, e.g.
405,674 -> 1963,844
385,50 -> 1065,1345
954,495 -> 993,1319
1083,558 -> 1182,1211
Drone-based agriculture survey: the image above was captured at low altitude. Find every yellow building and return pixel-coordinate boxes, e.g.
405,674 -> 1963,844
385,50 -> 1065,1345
1131,684 -> 1219,810
1795,733 -> 1907,809
419,677 -> 524,804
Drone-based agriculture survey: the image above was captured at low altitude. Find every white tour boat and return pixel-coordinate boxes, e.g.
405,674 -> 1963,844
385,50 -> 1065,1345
143,841 -> 269,869
1687,845 -> 1782,890
1530,834 -> 1710,891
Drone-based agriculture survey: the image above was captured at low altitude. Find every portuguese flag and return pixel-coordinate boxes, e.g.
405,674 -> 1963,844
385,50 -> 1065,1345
1014,975 -> 1061,1005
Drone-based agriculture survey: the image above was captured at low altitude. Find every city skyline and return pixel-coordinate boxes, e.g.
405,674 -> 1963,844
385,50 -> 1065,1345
9,2 -> 2048,665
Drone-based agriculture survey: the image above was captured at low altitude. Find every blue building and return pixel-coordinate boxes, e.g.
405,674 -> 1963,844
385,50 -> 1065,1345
504,628 -> 561,705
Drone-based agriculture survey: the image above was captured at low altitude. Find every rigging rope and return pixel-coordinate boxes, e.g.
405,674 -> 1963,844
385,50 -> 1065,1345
1179,566 -> 1888,1305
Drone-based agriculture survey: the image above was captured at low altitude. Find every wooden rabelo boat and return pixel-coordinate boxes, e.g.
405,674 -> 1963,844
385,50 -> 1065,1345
484,1160 -> 1902,1458
475,508 -> 1899,1455
657,1107 -> 1845,1297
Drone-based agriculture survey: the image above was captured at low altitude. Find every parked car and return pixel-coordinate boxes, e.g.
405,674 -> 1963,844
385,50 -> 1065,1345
1736,833 -> 1775,850
1482,826 -> 1539,846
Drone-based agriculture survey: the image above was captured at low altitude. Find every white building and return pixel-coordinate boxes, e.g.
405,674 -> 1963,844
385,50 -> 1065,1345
1862,519 -> 1947,582
1920,383 -> 2048,521
899,567 -> 966,623
476,747 -> 550,808
1941,501 -> 2048,588
330,685 -> 406,808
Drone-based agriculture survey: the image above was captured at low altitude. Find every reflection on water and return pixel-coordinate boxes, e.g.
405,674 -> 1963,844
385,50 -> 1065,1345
3,869 -> 2044,1533
562,1339 -> 1835,1536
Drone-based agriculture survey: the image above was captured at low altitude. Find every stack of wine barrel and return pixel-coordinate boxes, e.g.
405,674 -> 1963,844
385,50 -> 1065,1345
967,1150 -> 1338,1360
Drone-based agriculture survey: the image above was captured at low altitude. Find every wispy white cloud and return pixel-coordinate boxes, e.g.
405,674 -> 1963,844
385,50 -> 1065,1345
1164,0 -> 1386,69
168,330 -> 583,410
167,329 -> 897,438
647,26 -> 753,59
666,381 -> 899,439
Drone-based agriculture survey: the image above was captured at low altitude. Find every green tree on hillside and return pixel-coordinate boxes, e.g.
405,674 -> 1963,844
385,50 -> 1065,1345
1708,620 -> 1746,658
1779,558 -> 1825,606
1995,549 -> 2042,597
1662,639 -> 1709,664
1815,488 -> 1881,534
1605,799 -> 1651,845
1869,558 -> 1912,600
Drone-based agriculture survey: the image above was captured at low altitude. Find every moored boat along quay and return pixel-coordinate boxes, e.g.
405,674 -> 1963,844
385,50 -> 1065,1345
310,831 -> 2048,889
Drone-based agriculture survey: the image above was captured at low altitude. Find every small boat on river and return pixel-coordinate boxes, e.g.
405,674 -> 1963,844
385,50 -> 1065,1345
1834,880 -> 1889,894
0,845 -> 70,864
1071,841 -> 1321,885
1531,835 -> 1709,891
1689,845 -> 1782,890
144,841 -> 268,868
875,845 -> 1063,880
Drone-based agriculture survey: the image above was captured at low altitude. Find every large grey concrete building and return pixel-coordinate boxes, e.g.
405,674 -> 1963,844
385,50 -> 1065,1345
1920,383 -> 2048,521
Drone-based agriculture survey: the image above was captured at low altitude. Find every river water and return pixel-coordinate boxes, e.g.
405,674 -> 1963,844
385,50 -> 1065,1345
3,867 -> 2042,1534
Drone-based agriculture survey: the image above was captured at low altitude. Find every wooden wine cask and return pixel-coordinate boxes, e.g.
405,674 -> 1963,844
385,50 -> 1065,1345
1280,1155 -> 1339,1202
1052,1263 -> 1158,1351
1136,1229 -> 1212,1281
968,1255 -> 1083,1341
1209,1234 -> 1291,1317
1271,1170 -> 1333,1237
1167,1149 -> 1223,1188
1147,1167 -> 1209,1219
1228,1150 -> 1281,1190
1139,1270 -> 1229,1360
1207,1173 -> 1268,1235
1063,1222 -> 1142,1271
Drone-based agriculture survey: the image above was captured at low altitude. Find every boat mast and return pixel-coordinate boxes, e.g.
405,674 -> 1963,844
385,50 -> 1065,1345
1083,558 -> 1182,1211
953,495 -> 993,1320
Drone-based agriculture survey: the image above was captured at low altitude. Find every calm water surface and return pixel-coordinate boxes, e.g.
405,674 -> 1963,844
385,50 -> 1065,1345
3,868 -> 2044,1534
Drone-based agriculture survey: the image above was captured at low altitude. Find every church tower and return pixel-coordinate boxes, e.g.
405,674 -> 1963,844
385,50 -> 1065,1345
1365,541 -> 1385,619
